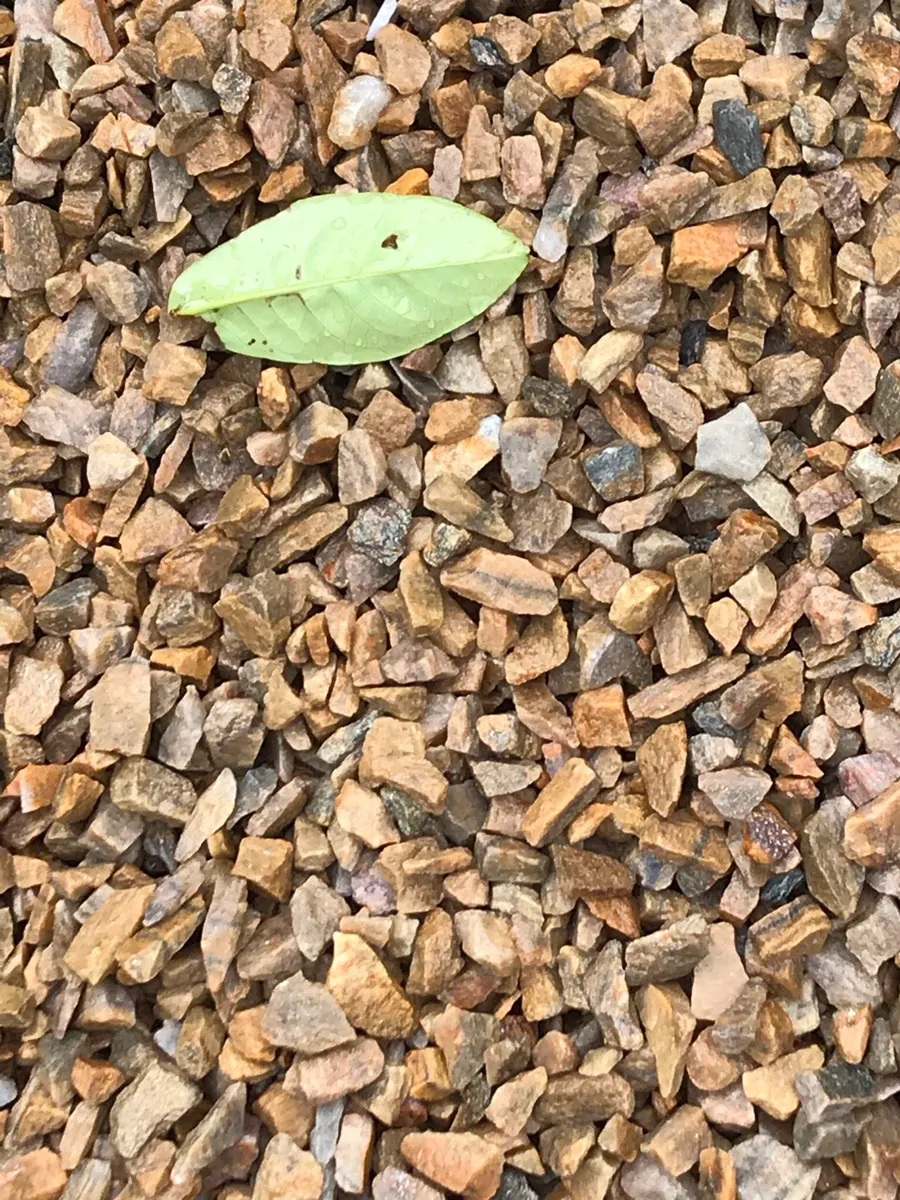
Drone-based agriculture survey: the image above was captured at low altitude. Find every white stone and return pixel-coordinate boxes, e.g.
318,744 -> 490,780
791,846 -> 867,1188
328,77 -> 393,150
87,432 -> 141,492
695,402 -> 771,482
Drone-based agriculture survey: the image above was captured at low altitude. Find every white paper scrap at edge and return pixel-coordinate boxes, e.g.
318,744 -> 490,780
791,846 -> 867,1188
367,0 -> 398,39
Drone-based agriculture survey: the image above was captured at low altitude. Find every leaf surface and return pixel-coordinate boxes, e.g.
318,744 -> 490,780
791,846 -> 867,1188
168,193 -> 529,365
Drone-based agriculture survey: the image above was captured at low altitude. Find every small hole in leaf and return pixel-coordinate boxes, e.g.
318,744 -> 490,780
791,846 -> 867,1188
382,234 -> 399,249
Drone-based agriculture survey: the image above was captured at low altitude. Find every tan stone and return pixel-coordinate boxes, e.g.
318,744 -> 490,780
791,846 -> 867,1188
326,932 -> 416,1038
669,219 -> 747,288
65,885 -> 155,985
522,757 -> 599,847
401,1132 -> 504,1200
573,685 -> 631,748
742,1046 -> 824,1119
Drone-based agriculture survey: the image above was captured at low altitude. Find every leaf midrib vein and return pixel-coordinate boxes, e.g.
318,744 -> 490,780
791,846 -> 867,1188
195,248 -> 523,313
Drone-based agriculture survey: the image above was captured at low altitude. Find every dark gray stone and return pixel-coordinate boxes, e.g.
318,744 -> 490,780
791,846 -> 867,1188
793,1108 -> 868,1162
497,1168 -> 539,1200
41,302 -> 109,392
680,319 -> 706,366
35,578 -> 98,635
382,785 -> 439,838
533,149 -> 598,262
584,441 -> 644,501
712,99 -> 764,176
862,611 -> 900,668
871,363 -> 900,439
521,375 -> 578,418
149,150 -> 192,223
795,1061 -> 900,1122
348,497 -> 411,566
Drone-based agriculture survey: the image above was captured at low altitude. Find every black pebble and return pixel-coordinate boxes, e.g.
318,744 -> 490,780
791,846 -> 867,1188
712,98 -> 765,177
0,141 -> 13,180
760,867 -> 807,906
521,375 -> 577,418
686,530 -> 719,553
680,318 -> 707,366
498,1169 -> 539,1200
470,36 -> 505,69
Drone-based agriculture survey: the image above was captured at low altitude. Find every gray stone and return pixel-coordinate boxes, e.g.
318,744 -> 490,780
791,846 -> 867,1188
573,613 -> 652,690
846,895 -> 900,976
149,150 -> 192,223
35,578 -> 97,635
695,403 -> 771,482
41,302 -> 109,392
862,612 -> 900,668
500,418 -> 562,494
698,766 -> 772,819
170,1082 -> 247,1186
521,376 -> 578,418
795,1061 -> 900,1123
498,1169 -> 539,1200
24,382 -> 109,453
311,1097 -> 344,1165
348,497 -> 411,566
806,939 -> 882,1009
291,876 -> 350,963
866,1018 -> 897,1075
373,1167 -> 443,1200
801,796 -> 864,920
211,64 -> 252,116
263,972 -> 355,1054
642,0 -> 702,71
533,149 -> 598,263
109,1061 -> 201,1160
872,363 -> 900,438
793,1108 -> 869,1162
621,1155 -> 695,1200
584,441 -> 644,502
712,979 -> 767,1055
624,914 -> 709,986
730,1133 -> 819,1200
584,940 -> 642,1050
713,99 -> 764,176
845,445 -> 900,502
85,261 -> 150,324
110,757 -> 196,826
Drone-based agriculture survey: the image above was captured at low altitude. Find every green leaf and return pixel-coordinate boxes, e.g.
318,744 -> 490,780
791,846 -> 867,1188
168,193 -> 529,366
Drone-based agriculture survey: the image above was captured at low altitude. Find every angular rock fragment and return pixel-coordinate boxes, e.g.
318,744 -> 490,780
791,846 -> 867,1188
441,548 -> 558,615
694,403 -> 771,482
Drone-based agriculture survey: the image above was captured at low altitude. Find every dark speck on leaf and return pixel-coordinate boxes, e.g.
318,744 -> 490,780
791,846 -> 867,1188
680,319 -> 706,366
